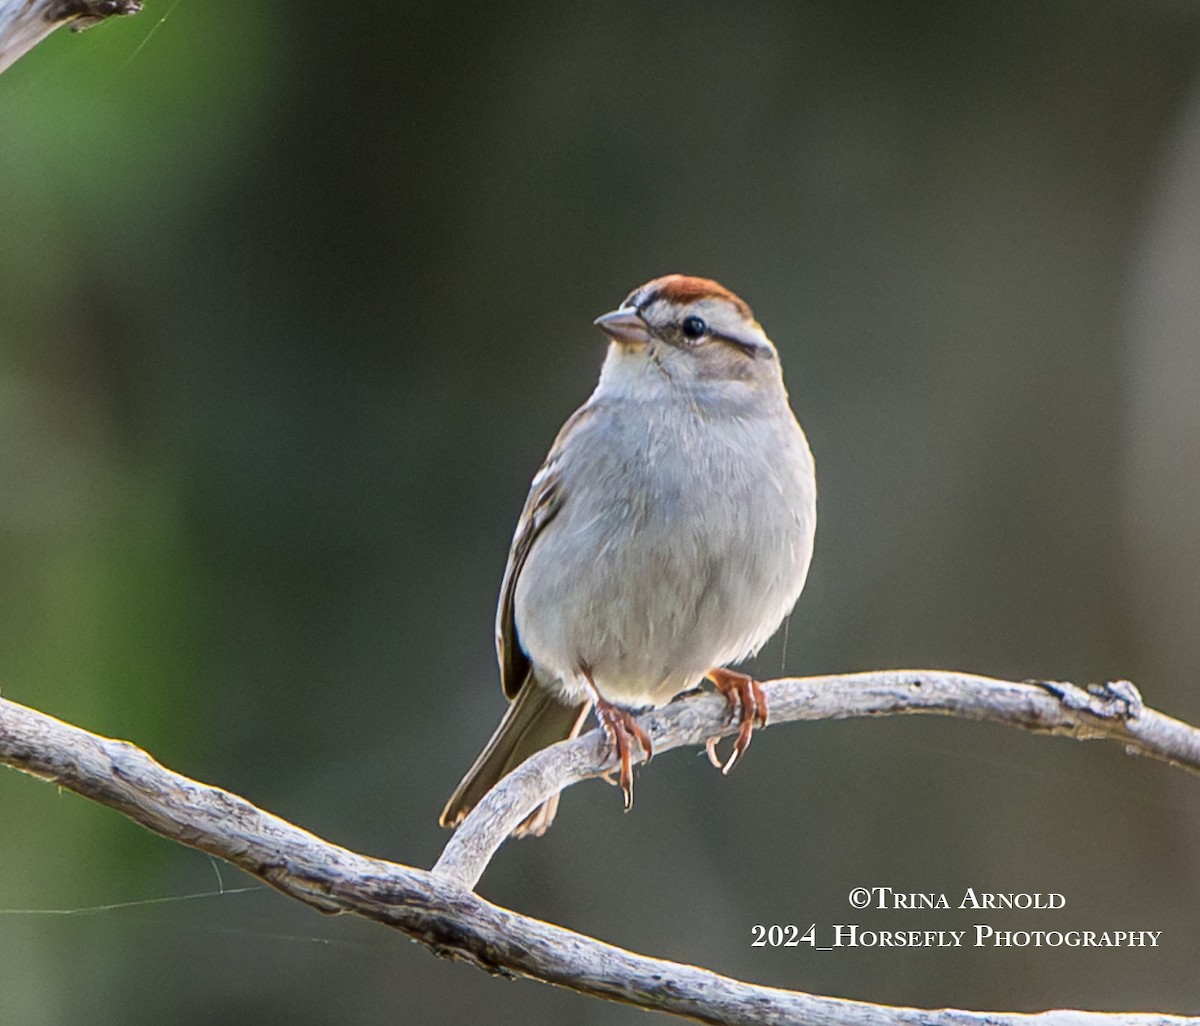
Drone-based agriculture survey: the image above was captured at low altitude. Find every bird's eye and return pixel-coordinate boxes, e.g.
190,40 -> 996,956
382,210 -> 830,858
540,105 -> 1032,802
681,315 -> 707,340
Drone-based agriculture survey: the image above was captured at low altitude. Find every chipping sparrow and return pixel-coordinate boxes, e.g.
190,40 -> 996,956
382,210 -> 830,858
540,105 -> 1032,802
440,275 -> 817,836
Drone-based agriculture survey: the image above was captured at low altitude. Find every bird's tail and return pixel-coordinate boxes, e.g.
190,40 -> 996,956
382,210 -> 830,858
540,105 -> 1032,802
440,680 -> 588,837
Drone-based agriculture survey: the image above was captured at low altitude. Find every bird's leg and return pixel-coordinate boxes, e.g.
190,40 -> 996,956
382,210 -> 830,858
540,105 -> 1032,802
705,668 -> 768,775
580,670 -> 653,811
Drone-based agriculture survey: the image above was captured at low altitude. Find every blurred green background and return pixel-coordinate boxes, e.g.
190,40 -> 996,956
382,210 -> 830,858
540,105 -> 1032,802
2,1 -> 1200,1022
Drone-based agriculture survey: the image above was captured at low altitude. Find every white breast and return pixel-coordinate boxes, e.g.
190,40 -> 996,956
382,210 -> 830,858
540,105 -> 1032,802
514,391 -> 815,709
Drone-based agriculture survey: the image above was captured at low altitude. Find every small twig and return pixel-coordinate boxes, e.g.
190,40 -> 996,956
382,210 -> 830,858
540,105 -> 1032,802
2,672 -> 1198,1024
0,0 -> 141,74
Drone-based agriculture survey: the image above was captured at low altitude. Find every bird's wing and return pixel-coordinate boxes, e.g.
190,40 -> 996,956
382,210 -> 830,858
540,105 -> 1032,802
496,404 -> 596,699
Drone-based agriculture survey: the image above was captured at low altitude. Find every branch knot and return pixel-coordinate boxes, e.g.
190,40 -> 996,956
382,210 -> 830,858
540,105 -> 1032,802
1032,679 -> 1144,722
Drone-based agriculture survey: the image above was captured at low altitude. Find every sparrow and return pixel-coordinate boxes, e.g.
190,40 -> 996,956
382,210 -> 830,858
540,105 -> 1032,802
440,274 -> 817,836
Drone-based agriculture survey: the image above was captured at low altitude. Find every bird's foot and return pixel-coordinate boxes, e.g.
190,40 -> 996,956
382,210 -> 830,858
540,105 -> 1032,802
587,690 -> 653,811
705,668 -> 768,775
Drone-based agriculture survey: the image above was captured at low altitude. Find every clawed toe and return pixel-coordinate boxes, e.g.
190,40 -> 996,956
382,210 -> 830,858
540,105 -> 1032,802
705,668 -> 768,774
596,702 -> 652,809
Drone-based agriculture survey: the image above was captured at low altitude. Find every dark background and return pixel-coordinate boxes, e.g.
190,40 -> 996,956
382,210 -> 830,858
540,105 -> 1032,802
2,2 -> 1199,1023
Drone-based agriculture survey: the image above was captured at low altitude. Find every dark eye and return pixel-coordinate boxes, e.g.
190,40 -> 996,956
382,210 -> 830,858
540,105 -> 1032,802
681,315 -> 707,340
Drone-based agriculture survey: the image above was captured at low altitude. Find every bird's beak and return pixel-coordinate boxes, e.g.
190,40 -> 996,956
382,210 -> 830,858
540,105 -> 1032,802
594,308 -> 653,347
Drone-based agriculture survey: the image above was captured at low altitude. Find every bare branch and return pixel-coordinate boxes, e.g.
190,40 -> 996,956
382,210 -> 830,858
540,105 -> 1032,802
0,0 -> 141,75
2,674 -> 1197,1025
435,671 -> 1198,888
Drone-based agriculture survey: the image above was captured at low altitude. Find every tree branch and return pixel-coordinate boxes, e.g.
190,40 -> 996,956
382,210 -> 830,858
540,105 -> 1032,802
2,671 -> 1197,1026
436,671 -> 1197,887
0,0 -> 141,75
